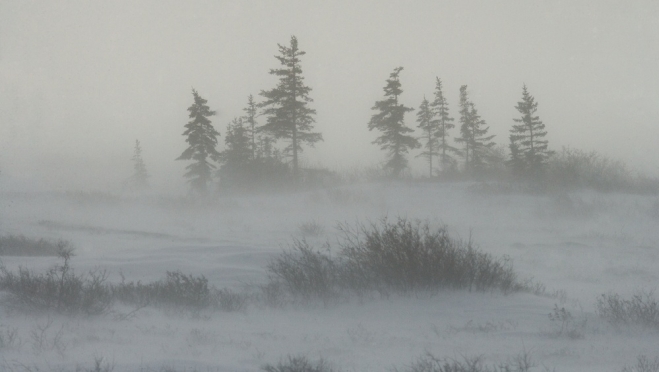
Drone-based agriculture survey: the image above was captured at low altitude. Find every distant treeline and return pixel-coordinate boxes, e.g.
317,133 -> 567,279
122,36 -> 657,196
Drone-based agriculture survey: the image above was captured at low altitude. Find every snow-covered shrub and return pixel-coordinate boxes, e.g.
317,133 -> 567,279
547,147 -> 659,194
547,304 -> 586,339
0,235 -> 70,256
267,218 -> 521,301
263,355 -> 335,372
216,287 -> 248,312
0,248 -> 112,316
76,356 -> 115,372
298,220 -> 325,237
339,218 -> 519,293
597,291 -> 659,329
621,355 -> 659,372
398,351 -> 535,372
113,270 -> 212,311
267,240 -> 341,302
0,325 -> 19,350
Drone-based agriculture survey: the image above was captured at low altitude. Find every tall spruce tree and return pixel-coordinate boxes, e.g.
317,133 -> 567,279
430,77 -> 458,172
242,94 -> 258,160
368,67 -> 420,177
455,85 -> 495,173
221,118 -> 252,169
129,139 -> 149,190
177,89 -> 220,195
416,96 -> 438,177
260,36 -> 321,177
455,85 -> 472,169
510,84 -> 552,175
467,102 -> 496,171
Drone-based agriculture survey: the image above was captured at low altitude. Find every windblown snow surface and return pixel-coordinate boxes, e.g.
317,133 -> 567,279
1,182 -> 658,371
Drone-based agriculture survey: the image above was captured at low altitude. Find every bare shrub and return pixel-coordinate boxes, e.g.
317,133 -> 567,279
0,324 -> 20,350
298,220 -> 325,237
267,240 -> 340,302
622,355 -> 659,372
0,248 -> 112,316
113,270 -> 212,311
112,271 -> 250,313
259,281 -> 289,309
76,356 -> 115,372
155,271 -> 211,308
263,355 -> 335,372
338,218 -> 519,294
1,244 -> 246,315
30,318 -> 67,355
398,351 -> 536,372
216,288 -> 248,312
547,304 -> 586,339
267,218 -> 522,303
597,291 -> 659,329
547,147 -> 659,194
0,235 -> 71,256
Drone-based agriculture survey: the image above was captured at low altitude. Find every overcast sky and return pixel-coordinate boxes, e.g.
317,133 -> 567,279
1,1 -> 657,191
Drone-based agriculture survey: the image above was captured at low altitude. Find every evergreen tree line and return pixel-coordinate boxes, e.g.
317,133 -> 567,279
175,36 -> 320,196
131,36 -> 553,195
366,67 -> 551,179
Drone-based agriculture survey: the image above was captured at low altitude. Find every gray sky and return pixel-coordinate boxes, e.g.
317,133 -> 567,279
1,1 -> 657,191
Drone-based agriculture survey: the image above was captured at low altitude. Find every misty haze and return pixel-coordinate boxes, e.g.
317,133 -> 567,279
1,1 -> 659,371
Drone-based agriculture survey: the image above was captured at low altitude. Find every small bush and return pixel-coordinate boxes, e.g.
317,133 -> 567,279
259,281 -> 289,308
0,325 -> 20,350
338,218 -> 519,294
76,356 -> 115,372
398,351 -> 535,372
29,318 -> 67,355
622,355 -> 659,372
547,147 -> 659,194
0,248 -> 238,315
113,270 -> 212,311
267,240 -> 340,302
0,235 -> 71,256
298,220 -> 325,237
548,304 -> 586,339
267,218 -> 522,301
155,271 -> 211,308
597,291 -> 659,329
263,355 -> 335,372
216,288 -> 248,312
0,249 -> 113,316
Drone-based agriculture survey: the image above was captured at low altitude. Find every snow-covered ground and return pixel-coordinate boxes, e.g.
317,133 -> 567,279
1,182 -> 658,371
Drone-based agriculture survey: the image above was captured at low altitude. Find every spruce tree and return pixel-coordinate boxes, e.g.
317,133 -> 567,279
260,36 -> 321,177
508,134 -> 525,175
129,139 -> 149,190
368,67 -> 420,177
455,85 -> 472,170
455,85 -> 495,173
177,89 -> 220,196
467,102 -> 496,171
242,94 -> 258,160
416,96 -> 437,177
430,77 -> 458,173
510,84 -> 552,175
221,118 -> 252,168
218,117 -> 252,186
256,135 -> 275,160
